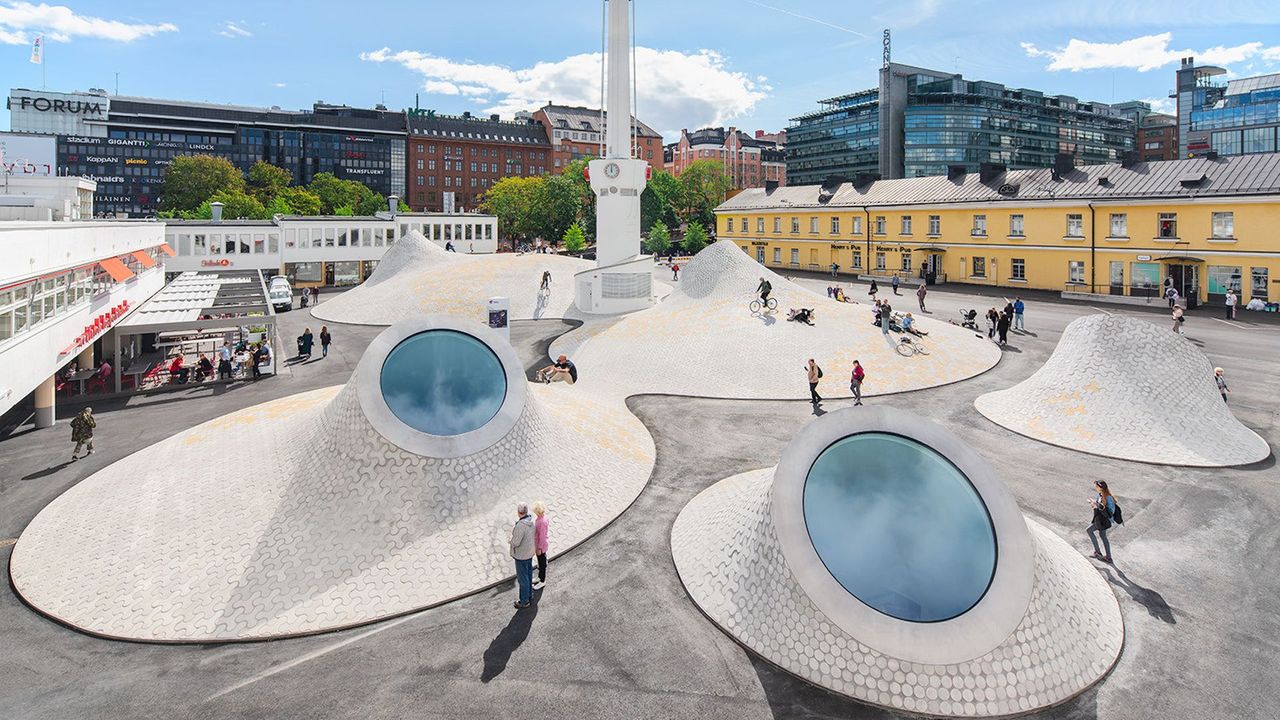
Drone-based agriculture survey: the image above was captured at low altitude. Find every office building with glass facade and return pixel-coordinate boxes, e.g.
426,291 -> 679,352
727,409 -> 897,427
8,88 -> 407,218
787,63 -> 1133,183
1177,58 -> 1280,160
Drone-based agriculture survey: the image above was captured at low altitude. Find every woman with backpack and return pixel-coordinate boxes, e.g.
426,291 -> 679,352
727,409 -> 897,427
1087,480 -> 1119,564
806,359 -> 823,404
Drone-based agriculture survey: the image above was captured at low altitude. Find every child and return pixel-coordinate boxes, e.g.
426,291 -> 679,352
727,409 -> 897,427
532,501 -> 549,589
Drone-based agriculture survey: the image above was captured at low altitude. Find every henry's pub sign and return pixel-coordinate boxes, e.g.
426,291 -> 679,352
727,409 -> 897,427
8,95 -> 106,117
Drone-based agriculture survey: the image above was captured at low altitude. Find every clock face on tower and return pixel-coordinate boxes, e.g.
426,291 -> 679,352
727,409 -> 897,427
604,162 -> 621,179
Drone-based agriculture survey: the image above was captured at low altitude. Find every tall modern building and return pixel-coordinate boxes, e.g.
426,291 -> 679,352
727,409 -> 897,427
787,62 -> 1134,183
7,88 -> 407,218
1176,58 -> 1280,159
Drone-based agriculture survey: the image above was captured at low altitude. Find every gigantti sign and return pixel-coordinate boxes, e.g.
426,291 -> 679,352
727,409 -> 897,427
7,95 -> 106,117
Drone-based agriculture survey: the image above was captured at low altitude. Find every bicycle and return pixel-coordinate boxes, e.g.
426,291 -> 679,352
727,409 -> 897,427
896,336 -> 929,357
749,296 -> 778,314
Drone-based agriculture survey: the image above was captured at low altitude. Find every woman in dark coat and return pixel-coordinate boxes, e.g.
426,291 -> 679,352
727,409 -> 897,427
298,328 -> 314,359
996,310 -> 1011,345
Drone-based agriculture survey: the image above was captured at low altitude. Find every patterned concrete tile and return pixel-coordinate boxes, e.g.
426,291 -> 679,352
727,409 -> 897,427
10,378 -> 654,642
311,230 -> 597,325
975,314 -> 1270,467
671,467 -> 1124,718
552,241 -> 1002,401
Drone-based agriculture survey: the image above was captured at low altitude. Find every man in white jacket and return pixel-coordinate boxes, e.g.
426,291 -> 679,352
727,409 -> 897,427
510,503 -> 536,609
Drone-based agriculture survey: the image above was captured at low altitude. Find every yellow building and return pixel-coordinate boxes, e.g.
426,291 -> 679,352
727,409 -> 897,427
715,155 -> 1280,309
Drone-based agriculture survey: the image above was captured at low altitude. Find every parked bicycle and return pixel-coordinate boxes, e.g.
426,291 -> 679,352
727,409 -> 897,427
896,336 -> 929,357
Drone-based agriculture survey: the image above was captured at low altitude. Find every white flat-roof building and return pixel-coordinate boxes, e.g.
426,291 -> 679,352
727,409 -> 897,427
0,175 -> 96,222
0,218 -> 168,426
163,212 -> 498,287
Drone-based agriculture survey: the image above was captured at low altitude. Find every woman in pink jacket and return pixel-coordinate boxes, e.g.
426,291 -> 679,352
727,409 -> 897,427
532,501 -> 550,589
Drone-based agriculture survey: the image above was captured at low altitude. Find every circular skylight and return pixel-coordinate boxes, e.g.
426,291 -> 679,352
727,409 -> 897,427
803,432 -> 996,623
379,329 -> 507,436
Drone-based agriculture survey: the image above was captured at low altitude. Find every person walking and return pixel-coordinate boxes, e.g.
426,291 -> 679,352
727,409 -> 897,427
996,309 -> 1011,346
1086,480 -> 1117,564
986,308 -> 999,339
218,341 -> 234,379
806,359 -> 822,404
891,273 -> 901,295
849,360 -> 865,406
868,279 -> 878,299
671,263 -> 680,281
510,502 -> 536,609
70,406 -> 96,460
880,299 -> 893,335
1171,304 -> 1184,334
916,283 -> 927,312
1215,367 -> 1230,402
298,327 -> 315,359
1165,285 -> 1179,309
312,286 -> 320,305
532,501 -> 550,590
320,326 -> 332,359
1226,289 -> 1238,320
1013,297 -> 1026,331
830,262 -> 839,278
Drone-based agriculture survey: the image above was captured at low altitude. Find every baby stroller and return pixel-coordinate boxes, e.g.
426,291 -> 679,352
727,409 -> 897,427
958,308 -> 979,331
300,292 -> 310,308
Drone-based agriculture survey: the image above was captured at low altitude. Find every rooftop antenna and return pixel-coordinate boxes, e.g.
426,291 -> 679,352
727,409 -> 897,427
115,72 -> 119,95
882,28 -> 890,68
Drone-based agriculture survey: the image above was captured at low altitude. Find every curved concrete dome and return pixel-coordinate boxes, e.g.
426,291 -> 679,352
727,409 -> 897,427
671,407 -> 1124,718
310,230 -> 597,325
10,317 -> 654,642
975,314 -> 1270,466
552,240 -> 1000,400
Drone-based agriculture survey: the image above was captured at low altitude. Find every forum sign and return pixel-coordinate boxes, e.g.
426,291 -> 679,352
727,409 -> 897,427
8,89 -> 111,138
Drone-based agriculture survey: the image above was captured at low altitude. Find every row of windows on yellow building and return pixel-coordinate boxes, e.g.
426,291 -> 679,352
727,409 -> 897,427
715,201 -> 1279,304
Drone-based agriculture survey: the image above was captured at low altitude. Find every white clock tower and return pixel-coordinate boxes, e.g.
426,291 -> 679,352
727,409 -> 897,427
575,0 -> 655,314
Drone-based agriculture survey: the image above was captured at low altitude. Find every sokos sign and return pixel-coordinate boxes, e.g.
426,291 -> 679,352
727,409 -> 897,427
7,95 -> 106,117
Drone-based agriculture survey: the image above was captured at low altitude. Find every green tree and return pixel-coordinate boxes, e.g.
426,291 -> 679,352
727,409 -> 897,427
682,221 -> 709,255
676,159 -> 732,227
643,221 -> 671,255
277,186 -> 322,216
207,189 -> 268,220
534,172 -> 581,243
480,175 -> 543,241
334,205 -> 354,217
307,173 -> 365,215
562,223 -> 587,253
246,161 -> 294,206
266,196 -> 292,217
641,169 -> 680,232
561,158 -> 597,240
159,155 -> 244,213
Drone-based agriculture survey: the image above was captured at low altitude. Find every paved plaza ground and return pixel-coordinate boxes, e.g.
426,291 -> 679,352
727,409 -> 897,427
1,270 -> 1277,719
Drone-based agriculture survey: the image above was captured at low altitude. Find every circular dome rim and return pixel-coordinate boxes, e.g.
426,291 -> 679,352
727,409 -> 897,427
356,316 -> 528,459
771,406 -> 1035,665
802,432 -> 998,624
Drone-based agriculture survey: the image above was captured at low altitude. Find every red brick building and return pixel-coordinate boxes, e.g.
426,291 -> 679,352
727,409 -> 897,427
531,104 -> 663,174
406,111 -> 552,212
664,126 -> 786,189
1137,114 -> 1178,162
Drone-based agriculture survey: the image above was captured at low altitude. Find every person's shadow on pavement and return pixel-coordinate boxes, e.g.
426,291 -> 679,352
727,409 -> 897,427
480,590 -> 541,682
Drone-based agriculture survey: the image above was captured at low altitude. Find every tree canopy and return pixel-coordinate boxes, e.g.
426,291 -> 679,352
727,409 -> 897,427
682,221 -> 709,255
643,221 -> 671,255
641,168 -> 680,232
562,223 -> 587,253
675,160 -> 732,228
159,155 -> 243,213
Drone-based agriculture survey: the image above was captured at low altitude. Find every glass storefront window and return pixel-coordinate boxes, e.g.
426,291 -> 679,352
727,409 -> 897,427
333,261 -> 361,286
1251,268 -> 1269,300
289,262 -> 323,283
1131,262 -> 1160,293
1208,265 -> 1242,297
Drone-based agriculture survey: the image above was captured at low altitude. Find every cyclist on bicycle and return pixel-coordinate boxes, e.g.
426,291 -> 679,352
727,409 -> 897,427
757,277 -> 772,306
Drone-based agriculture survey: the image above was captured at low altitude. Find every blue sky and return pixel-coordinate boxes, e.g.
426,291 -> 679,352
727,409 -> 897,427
4,1 -> 1280,138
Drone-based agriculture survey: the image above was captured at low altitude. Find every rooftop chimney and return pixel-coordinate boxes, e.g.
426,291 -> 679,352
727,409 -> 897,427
210,201 -> 224,223
979,162 -> 1006,183
764,180 -> 779,194
1053,152 -> 1076,176
388,194 -> 400,217
947,165 -> 967,181
853,172 -> 880,188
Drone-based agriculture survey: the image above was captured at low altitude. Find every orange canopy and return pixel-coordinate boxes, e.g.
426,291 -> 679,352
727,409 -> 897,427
158,243 -> 177,257
131,250 -> 157,269
99,257 -> 135,282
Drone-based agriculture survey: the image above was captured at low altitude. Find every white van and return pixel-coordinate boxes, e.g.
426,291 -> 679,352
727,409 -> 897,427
268,276 -> 293,312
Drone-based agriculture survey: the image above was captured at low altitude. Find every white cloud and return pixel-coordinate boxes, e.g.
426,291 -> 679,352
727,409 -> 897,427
873,0 -> 941,29
1259,46 -> 1280,62
1023,32 -> 1268,72
1140,97 -> 1175,114
274,82 -> 287,88
0,2 -> 176,45
217,21 -> 251,39
362,46 -> 768,138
